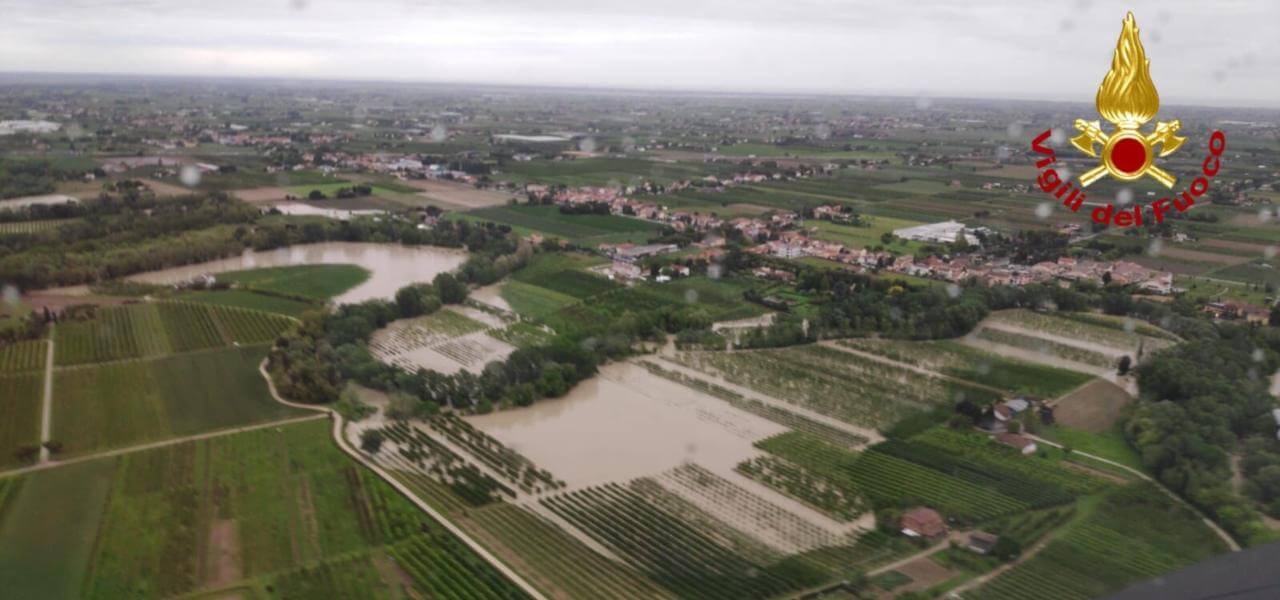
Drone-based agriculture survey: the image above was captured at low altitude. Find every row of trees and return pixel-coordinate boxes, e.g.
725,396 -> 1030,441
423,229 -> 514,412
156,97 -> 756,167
0,190 -> 521,289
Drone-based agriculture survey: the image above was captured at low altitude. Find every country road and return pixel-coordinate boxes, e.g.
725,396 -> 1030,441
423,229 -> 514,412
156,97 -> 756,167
256,359 -> 550,600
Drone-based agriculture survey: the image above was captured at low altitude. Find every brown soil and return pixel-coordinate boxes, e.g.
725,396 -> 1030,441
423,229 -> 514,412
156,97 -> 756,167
1149,246 -> 1247,266
1061,459 -> 1131,485
878,557 -> 960,598
232,186 -> 291,203
22,293 -> 132,312
205,519 -> 244,587
140,178 -> 195,198
372,551 -> 421,598
1201,238 -> 1271,254
1053,379 -> 1133,432
400,179 -> 513,209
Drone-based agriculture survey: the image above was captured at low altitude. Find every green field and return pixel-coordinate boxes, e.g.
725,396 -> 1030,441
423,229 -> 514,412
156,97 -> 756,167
215,264 -> 370,301
747,430 -> 1103,524
51,345 -> 302,456
968,484 -> 1228,599
460,204 -> 661,243
0,339 -> 46,373
182,289 -> 319,317
633,276 -> 766,322
0,371 -> 43,468
286,182 -> 405,199
0,458 -> 117,599
0,218 -> 79,236
54,302 -> 295,366
0,420 -> 528,599
838,338 -> 1093,397
500,281 -> 580,319
809,216 -> 924,252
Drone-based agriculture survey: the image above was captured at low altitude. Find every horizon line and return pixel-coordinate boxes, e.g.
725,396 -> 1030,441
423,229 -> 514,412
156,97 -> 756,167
2,69 -> 1278,113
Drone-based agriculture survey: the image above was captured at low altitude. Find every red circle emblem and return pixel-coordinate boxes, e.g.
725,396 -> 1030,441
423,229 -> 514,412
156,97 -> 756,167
1110,137 -> 1147,174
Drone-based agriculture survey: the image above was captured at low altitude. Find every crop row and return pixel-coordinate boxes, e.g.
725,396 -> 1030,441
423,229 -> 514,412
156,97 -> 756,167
388,532 -> 530,600
0,372 -> 42,468
757,432 -> 1029,522
640,360 -> 868,448
837,338 -> 1092,398
976,327 -> 1117,369
658,463 -> 843,552
466,504 -> 672,599
541,482 -> 828,599
266,552 -> 391,599
988,309 -> 1176,351
379,422 -> 514,505
737,455 -> 867,522
874,440 -> 1076,508
426,412 -> 563,494
676,344 -> 999,429
911,429 -> 1105,495
54,301 -> 293,365
0,339 -> 46,373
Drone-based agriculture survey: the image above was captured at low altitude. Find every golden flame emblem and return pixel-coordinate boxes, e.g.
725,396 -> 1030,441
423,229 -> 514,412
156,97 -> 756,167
1070,12 -> 1186,188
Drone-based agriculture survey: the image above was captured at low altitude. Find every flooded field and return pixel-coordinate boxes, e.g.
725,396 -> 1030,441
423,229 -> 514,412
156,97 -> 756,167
0,194 -> 79,210
43,242 -> 466,304
465,362 -> 787,487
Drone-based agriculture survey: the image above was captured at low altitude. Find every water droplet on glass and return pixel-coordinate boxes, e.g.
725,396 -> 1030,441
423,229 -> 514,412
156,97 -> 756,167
946,283 -> 961,298
976,362 -> 991,375
996,146 -> 1012,161
621,136 -> 636,152
1035,202 -> 1053,220
1117,188 -> 1134,205
684,289 -> 698,304
685,443 -> 698,456
179,165 -> 201,187
1252,348 -> 1265,362
1057,167 -> 1073,182
914,96 -> 933,111
430,124 -> 448,142
1258,208 -> 1271,223
814,123 -> 832,140
2,285 -> 18,305
1049,129 -> 1066,146
708,264 -> 723,279
578,137 -> 597,153
1264,246 -> 1278,259
1123,318 -> 1136,333
1005,123 -> 1024,140
290,0 -> 308,10
889,306 -> 903,321
1147,239 -> 1163,257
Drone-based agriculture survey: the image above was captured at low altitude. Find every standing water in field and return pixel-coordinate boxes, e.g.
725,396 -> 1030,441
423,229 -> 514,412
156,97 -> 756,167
41,242 -> 467,305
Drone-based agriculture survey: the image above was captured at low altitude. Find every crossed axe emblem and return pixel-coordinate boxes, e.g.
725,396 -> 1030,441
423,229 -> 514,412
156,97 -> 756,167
1070,119 -> 1186,188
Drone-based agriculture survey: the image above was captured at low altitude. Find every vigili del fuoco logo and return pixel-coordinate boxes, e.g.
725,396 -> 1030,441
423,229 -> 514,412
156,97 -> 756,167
1030,12 -> 1227,228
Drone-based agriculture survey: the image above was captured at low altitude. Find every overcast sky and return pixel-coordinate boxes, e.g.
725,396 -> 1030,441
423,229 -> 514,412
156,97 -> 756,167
1,0 -> 1277,107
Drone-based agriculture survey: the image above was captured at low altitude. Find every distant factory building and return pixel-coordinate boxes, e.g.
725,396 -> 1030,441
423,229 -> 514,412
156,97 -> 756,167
892,220 -> 985,245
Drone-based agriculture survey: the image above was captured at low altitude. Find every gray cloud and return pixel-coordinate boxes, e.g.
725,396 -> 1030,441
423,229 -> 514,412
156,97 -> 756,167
1,0 -> 1276,107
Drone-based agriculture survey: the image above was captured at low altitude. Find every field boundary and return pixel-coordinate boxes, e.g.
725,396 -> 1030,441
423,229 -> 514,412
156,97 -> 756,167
1029,434 -> 1241,552
0,413 -> 327,479
38,332 -> 54,463
257,359 -> 549,600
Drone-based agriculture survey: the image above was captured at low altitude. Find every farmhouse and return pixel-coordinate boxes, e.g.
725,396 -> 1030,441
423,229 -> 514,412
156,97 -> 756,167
901,507 -> 947,539
611,243 -> 679,263
995,432 -> 1038,455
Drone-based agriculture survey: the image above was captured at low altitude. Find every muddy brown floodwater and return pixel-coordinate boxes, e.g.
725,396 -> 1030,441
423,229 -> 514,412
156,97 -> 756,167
464,362 -> 787,488
41,242 -> 467,305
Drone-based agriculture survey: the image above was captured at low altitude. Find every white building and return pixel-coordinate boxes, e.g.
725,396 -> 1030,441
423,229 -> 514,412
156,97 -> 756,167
892,220 -> 982,245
